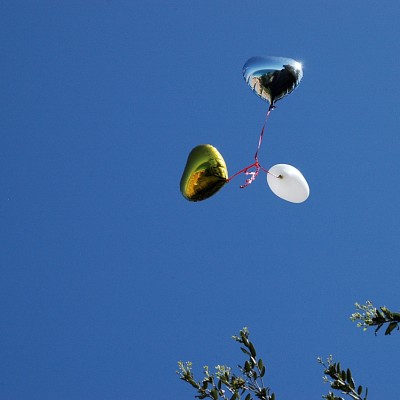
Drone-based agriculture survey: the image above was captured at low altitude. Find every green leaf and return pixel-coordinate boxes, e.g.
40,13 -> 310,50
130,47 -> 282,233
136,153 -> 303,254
380,307 -> 393,319
346,368 -> 352,384
260,366 -> 266,377
189,379 -> 200,389
241,347 -> 251,356
230,393 -> 238,400
341,370 -> 346,382
392,312 -> 400,322
357,385 -> 363,395
336,363 -> 341,374
244,361 -> 251,373
245,394 -> 251,400
350,377 -> 355,389
240,330 -> 250,346
385,321 -> 398,335
374,323 -> 383,335
257,358 -> 263,370
211,388 -> 219,400
249,342 -> 257,357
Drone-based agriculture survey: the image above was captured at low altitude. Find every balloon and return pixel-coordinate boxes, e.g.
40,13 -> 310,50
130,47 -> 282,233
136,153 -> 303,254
266,164 -> 309,203
243,56 -> 303,106
180,144 -> 228,202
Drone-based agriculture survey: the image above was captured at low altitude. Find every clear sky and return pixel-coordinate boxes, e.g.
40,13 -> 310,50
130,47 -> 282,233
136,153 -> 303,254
1,1 -> 399,399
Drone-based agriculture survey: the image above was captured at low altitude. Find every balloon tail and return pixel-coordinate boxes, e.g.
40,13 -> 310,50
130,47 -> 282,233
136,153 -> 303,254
228,105 -> 275,188
260,165 -> 281,179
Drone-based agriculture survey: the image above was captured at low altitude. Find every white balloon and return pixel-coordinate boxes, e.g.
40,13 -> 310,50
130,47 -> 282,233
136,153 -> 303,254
267,164 -> 310,203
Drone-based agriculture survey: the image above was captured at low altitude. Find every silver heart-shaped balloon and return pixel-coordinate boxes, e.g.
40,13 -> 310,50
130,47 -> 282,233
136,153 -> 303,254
243,56 -> 303,106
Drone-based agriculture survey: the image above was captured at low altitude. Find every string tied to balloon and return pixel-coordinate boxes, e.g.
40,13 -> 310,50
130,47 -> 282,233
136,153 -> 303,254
228,104 -> 281,188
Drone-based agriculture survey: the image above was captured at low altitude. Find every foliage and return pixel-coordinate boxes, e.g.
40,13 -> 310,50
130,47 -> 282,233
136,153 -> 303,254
177,328 -> 370,400
318,355 -> 368,400
178,306 -> 398,399
350,301 -> 400,335
177,328 -> 275,400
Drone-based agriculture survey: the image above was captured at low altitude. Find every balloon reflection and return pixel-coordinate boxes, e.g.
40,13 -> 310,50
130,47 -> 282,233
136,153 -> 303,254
243,56 -> 303,107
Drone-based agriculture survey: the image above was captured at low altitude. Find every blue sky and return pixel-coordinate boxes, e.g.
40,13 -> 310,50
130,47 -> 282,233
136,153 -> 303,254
1,1 -> 399,399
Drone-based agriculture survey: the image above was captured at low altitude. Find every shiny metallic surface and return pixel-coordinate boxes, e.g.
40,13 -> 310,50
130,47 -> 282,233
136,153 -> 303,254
243,56 -> 303,105
180,144 -> 228,202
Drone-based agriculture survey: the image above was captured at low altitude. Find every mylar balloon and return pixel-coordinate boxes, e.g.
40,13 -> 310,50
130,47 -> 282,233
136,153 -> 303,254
243,56 -> 303,106
267,164 -> 309,203
180,144 -> 228,202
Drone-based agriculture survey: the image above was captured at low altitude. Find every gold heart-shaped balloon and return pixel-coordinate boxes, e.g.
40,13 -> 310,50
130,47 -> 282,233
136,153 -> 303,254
180,144 -> 228,202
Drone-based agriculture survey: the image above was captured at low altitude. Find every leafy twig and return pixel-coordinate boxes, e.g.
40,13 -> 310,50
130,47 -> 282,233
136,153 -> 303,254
318,355 -> 368,400
350,301 -> 400,335
177,328 -> 275,400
